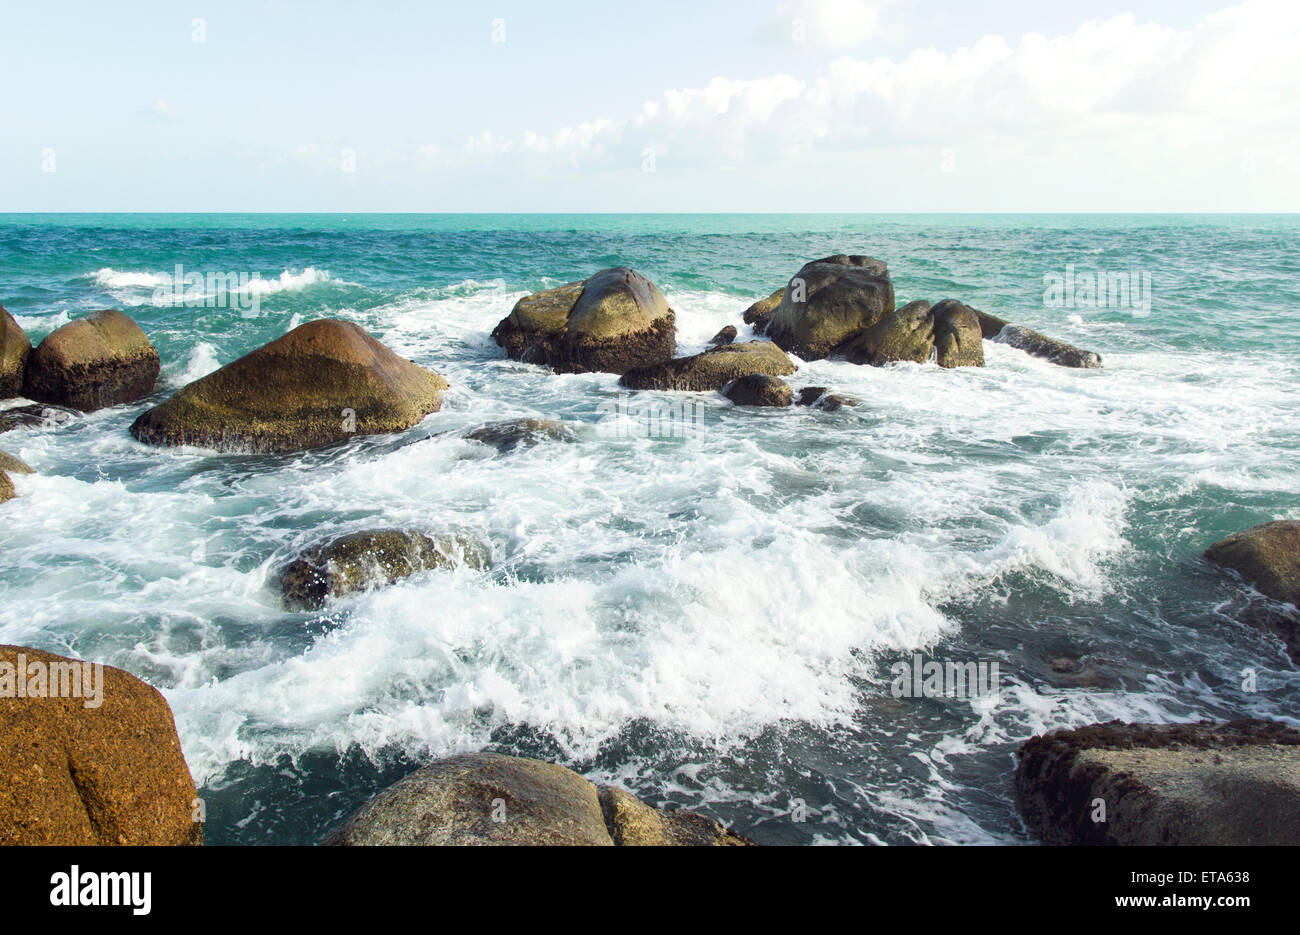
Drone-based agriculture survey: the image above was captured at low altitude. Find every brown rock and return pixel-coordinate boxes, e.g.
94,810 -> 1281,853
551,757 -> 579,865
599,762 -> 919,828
0,645 -> 201,845
0,450 -> 34,475
598,786 -> 751,846
131,319 -> 447,454
722,373 -> 792,407
620,340 -> 797,392
1016,719 -> 1300,845
931,299 -> 985,368
0,304 -> 31,400
841,299 -> 935,366
742,288 -> 785,332
976,311 -> 1102,368
708,325 -> 738,346
23,310 -> 160,411
1206,520 -> 1300,662
765,255 -> 895,360
492,268 -> 676,374
0,471 -> 12,504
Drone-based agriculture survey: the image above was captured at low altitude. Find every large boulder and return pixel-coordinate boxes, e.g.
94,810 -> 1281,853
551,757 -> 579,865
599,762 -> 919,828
0,645 -> 201,845
131,319 -> 447,454
1206,520 -> 1300,661
1015,719 -> 1300,845
492,268 -> 675,374
279,528 -> 490,610
841,300 -> 935,366
931,299 -> 986,368
765,256 -> 895,360
722,373 -> 792,407
977,311 -> 1102,368
323,752 -> 751,846
0,304 -> 31,399
619,340 -> 796,391
23,310 -> 160,411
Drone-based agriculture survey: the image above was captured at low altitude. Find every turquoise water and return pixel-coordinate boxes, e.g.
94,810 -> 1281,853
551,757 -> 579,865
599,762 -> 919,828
1,214 -> 1297,844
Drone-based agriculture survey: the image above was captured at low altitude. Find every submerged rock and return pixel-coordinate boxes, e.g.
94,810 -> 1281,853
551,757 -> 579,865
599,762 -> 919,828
1206,520 -> 1300,661
0,644 -> 201,845
795,387 -> 858,411
0,403 -> 77,434
619,340 -> 796,392
459,418 -> 578,452
322,752 -> 752,846
279,528 -> 490,610
0,304 -> 31,400
491,267 -> 676,374
1015,719 -> 1300,845
131,319 -> 447,454
765,255 -> 895,360
23,310 -> 160,411
708,325 -> 738,346
722,373 -> 792,407
977,311 -> 1102,368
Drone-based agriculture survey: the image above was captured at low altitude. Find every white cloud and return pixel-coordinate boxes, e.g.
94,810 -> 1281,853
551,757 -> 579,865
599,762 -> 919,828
758,0 -> 905,50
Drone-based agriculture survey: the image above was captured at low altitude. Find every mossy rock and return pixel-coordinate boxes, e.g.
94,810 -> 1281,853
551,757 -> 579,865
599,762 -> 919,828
0,304 -> 31,400
620,340 -> 796,391
977,311 -> 1102,368
0,450 -> 33,475
0,470 -> 12,504
23,310 -> 159,411
796,387 -> 858,411
708,325 -> 737,346
742,287 -> 785,332
722,373 -> 792,407
131,319 -> 447,454
279,528 -> 490,610
842,299 -> 935,366
492,268 -> 675,374
765,255 -> 895,360
460,418 -> 578,452
0,403 -> 77,435
1206,520 -> 1300,662
932,299 -> 985,368
322,752 -> 753,846
0,644 -> 201,845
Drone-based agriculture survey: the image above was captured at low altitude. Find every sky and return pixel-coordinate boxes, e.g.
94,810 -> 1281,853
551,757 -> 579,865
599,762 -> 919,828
1,0 -> 1296,212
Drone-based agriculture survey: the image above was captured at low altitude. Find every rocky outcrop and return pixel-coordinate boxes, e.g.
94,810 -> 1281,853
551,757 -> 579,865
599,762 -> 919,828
492,268 -> 676,374
0,304 -> 31,399
796,387 -> 858,411
459,418 -> 578,453
1015,719 -> 1300,845
0,450 -> 33,475
131,319 -> 447,454
765,256 -> 895,360
23,310 -> 160,411
842,300 -> 936,366
977,311 -> 1102,369
931,299 -> 985,368
1206,520 -> 1300,662
0,645 -> 201,845
619,341 -> 797,392
279,528 -> 490,610
722,373 -> 792,407
323,752 -> 751,846
708,325 -> 737,346
742,288 -> 785,333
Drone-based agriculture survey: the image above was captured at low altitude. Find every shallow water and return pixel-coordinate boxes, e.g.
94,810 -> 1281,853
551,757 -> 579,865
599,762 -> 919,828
1,213 -> 1297,844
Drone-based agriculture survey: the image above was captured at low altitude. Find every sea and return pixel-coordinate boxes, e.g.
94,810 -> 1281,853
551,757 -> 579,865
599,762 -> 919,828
0,213 -> 1296,845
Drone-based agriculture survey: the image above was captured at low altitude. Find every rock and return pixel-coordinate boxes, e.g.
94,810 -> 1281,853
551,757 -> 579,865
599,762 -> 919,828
742,288 -> 785,333
722,373 -> 792,407
279,528 -> 490,610
0,450 -> 33,475
0,471 -> 11,504
1206,520 -> 1300,661
1015,719 -> 1300,845
0,644 -> 201,845
322,752 -> 751,846
931,299 -> 985,368
491,268 -> 675,374
765,255 -> 895,360
23,310 -> 160,411
0,304 -> 31,400
0,403 -> 77,434
459,418 -> 577,452
708,325 -> 737,346
619,341 -> 797,392
841,300 -> 935,366
795,387 -> 857,411
977,311 -> 1102,368
131,319 -> 447,454
598,786 -> 751,846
